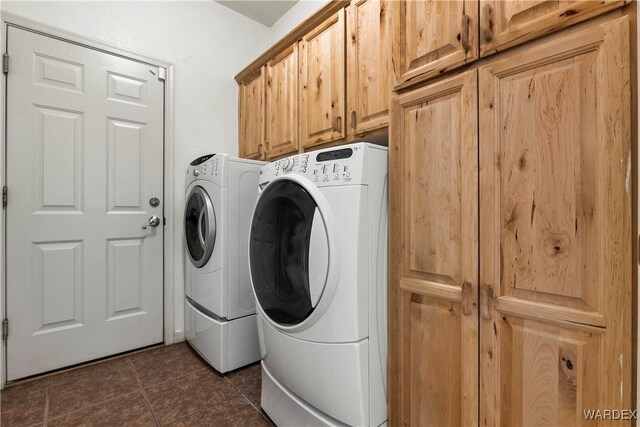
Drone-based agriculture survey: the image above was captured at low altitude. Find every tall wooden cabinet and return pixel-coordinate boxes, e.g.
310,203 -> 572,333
390,13 -> 632,427
300,10 -> 346,148
265,44 -> 298,159
391,70 -> 479,426
238,68 -> 265,160
478,16 -> 631,426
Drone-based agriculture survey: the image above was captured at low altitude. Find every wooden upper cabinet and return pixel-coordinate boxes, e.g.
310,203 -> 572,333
392,0 -> 478,87
299,10 -> 346,148
346,0 -> 391,136
390,70 -> 478,427
479,0 -> 626,56
265,44 -> 298,159
479,16 -> 631,425
239,68 -> 265,160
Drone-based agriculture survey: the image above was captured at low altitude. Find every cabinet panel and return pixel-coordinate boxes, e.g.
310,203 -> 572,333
392,0 -> 478,86
390,70 -> 478,427
266,45 -> 298,159
479,16 -> 631,426
480,0 -> 626,57
347,0 -> 391,136
300,11 -> 346,147
239,68 -> 265,160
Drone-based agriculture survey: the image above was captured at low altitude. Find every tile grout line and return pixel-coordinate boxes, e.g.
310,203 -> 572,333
223,375 -> 270,424
43,377 -> 50,427
128,358 -> 161,427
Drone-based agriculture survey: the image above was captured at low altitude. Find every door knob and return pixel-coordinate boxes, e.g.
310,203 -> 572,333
142,215 -> 161,229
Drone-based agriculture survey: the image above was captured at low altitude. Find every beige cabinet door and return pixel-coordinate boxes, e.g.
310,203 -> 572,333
390,70 -> 478,427
479,0 -> 626,57
239,68 -> 265,160
265,44 -> 298,159
346,0 -> 391,136
479,16 -> 631,426
392,0 -> 478,87
299,10 -> 346,148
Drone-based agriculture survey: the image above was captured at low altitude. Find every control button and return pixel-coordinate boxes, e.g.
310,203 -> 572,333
193,169 -> 201,176
323,174 -> 329,181
334,173 -> 340,180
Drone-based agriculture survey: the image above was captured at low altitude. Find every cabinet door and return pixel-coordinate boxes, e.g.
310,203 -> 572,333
346,0 -> 391,136
239,68 -> 265,160
480,0 -> 626,57
392,0 -> 478,87
265,44 -> 298,159
390,70 -> 478,427
299,10 -> 346,147
479,17 -> 631,426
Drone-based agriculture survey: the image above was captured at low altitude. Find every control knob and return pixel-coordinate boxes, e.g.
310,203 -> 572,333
281,158 -> 294,172
193,168 -> 201,176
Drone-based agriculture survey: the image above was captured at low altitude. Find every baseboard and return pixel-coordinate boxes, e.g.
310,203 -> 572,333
173,330 -> 186,343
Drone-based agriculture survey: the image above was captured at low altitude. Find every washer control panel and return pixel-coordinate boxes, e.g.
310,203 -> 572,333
259,144 -> 371,187
186,153 -> 226,186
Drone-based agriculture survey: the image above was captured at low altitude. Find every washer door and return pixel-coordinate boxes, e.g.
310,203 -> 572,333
249,179 -> 331,327
185,185 -> 216,268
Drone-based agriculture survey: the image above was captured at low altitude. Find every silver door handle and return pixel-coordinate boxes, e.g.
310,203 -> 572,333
142,215 -> 161,229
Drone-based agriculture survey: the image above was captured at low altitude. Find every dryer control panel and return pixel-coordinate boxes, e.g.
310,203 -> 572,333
258,143 -> 386,188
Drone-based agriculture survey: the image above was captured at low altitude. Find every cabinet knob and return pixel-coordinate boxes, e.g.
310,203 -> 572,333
334,115 -> 342,133
462,281 -> 473,316
481,285 -> 494,320
461,14 -> 472,52
482,4 -> 495,42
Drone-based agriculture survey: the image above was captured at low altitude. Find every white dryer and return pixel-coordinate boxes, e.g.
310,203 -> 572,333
249,143 -> 388,426
184,153 -> 264,373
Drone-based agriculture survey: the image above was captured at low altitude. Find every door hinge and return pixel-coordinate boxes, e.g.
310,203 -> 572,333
157,67 -> 166,81
2,186 -> 7,208
3,54 -> 8,74
2,319 -> 8,340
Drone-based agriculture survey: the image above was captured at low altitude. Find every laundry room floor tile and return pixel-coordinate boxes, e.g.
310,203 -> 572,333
168,395 -> 269,427
0,342 -> 273,427
47,391 -> 155,427
145,369 -> 239,425
0,377 -> 48,426
227,363 -> 262,407
47,358 -> 139,418
131,343 -> 208,389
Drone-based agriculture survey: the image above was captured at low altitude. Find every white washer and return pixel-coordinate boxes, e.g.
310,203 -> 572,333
249,143 -> 388,426
184,153 -> 265,373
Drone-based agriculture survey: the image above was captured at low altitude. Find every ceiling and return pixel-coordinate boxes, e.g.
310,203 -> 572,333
216,0 -> 299,27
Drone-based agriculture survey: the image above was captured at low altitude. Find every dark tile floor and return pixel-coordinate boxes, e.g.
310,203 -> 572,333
0,342 -> 270,427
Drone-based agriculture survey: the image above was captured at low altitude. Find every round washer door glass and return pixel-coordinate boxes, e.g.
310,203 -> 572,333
185,186 -> 216,268
250,180 -> 329,326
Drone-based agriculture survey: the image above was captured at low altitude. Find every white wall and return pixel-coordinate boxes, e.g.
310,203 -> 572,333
0,0 -> 272,338
268,0 -> 326,43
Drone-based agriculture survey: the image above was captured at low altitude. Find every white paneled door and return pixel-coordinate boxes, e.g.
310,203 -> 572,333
6,27 -> 164,380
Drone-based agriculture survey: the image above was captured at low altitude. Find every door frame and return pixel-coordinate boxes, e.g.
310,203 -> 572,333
0,12 -> 177,389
